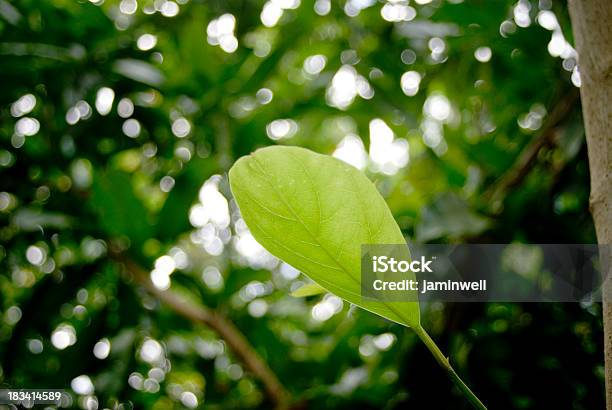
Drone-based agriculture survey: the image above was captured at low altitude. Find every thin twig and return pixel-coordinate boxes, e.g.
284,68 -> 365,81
111,251 -> 291,409
484,89 -> 579,208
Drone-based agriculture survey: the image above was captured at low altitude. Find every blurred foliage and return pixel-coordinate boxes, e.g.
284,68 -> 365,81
0,0 -> 603,409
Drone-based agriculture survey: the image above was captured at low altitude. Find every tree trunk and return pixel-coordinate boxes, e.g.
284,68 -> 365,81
568,1 -> 612,408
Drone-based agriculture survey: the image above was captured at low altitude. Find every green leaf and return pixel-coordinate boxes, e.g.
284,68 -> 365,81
156,157 -> 218,241
91,169 -> 153,248
11,208 -> 73,231
290,282 -> 326,298
229,146 -> 420,328
415,192 -> 489,242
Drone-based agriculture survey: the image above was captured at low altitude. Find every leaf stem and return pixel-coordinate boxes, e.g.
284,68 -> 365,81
413,325 -> 487,410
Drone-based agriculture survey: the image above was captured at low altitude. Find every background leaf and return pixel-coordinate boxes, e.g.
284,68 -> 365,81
91,169 -> 153,249
290,282 -> 326,297
156,157 -> 218,241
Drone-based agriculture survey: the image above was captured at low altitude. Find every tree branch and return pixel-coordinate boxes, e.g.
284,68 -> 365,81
483,89 -> 579,209
111,252 -> 290,409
